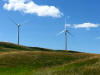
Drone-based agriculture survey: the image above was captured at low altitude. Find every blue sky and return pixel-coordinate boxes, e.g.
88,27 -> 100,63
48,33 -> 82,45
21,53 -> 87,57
0,0 -> 100,53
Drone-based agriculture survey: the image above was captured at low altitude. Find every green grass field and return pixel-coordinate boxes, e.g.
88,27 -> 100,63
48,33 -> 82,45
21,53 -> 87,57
0,42 -> 100,75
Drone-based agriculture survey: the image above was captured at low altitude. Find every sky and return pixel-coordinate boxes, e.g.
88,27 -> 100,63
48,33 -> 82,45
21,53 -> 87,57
0,0 -> 100,53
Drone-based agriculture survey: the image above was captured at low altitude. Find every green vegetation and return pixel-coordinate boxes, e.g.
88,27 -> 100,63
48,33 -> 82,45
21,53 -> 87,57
0,42 -> 100,75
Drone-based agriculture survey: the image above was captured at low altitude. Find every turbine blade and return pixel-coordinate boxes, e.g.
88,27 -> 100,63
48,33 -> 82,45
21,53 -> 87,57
21,20 -> 29,25
57,30 -> 64,36
8,15 -> 18,26
67,32 -> 70,40
65,17 -> 66,29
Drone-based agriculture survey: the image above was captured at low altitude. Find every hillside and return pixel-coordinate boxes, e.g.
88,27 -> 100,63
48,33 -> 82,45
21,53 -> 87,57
0,42 -> 53,52
0,42 -> 99,75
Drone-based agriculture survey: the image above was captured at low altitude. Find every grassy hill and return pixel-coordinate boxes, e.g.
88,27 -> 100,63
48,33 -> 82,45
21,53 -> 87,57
0,42 -> 100,75
0,42 -> 53,52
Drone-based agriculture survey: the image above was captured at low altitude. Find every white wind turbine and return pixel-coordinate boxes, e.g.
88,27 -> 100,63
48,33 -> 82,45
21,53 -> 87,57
8,16 -> 29,45
57,18 -> 71,50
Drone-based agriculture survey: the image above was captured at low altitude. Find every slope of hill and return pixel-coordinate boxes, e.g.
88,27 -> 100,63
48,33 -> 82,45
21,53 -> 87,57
0,42 -> 53,52
0,42 -> 32,51
0,42 -> 99,75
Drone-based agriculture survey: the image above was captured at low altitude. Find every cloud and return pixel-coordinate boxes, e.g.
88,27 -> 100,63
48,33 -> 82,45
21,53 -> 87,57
65,24 -> 70,27
96,37 -> 100,39
3,0 -> 63,17
73,22 -> 99,29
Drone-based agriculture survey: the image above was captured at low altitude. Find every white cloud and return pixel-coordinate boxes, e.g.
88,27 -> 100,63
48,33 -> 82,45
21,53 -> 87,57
3,0 -> 63,17
96,37 -> 100,39
73,22 -> 99,29
65,24 -> 70,27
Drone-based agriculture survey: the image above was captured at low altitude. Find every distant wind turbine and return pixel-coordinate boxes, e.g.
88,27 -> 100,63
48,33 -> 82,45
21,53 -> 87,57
57,18 -> 71,50
8,16 -> 29,45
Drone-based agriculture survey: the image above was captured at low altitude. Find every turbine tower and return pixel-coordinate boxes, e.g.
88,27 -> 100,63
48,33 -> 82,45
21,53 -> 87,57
64,18 -> 67,50
57,18 -> 71,50
17,24 -> 20,45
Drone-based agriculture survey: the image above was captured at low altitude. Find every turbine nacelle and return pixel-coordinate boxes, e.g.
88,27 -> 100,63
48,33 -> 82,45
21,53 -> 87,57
18,24 -> 20,26
64,29 -> 67,32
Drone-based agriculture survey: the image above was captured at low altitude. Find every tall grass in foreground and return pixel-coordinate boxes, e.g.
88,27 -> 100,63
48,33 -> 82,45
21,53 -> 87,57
33,56 -> 100,75
0,67 -> 34,75
0,52 -> 94,75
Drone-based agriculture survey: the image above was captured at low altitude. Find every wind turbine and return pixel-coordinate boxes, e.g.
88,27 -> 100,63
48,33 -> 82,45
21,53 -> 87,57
57,18 -> 71,51
8,16 -> 29,45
